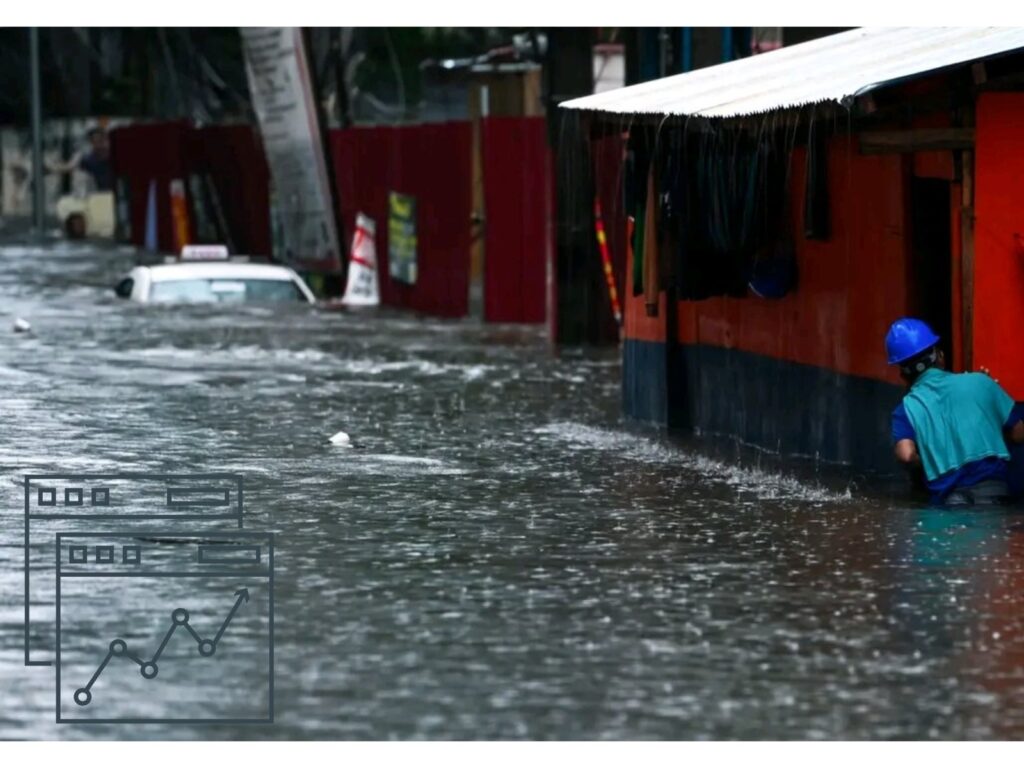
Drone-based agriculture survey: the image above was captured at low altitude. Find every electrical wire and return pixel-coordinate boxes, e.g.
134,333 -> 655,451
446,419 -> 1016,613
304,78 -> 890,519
382,28 -> 407,120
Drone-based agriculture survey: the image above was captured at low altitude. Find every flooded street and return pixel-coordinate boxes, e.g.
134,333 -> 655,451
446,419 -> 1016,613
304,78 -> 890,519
3,237 -> 1024,740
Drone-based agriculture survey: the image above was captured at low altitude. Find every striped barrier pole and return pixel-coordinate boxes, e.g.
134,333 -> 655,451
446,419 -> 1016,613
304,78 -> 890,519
593,197 -> 623,329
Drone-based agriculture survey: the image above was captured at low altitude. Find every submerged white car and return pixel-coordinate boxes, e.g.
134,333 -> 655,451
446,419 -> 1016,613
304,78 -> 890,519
114,260 -> 316,305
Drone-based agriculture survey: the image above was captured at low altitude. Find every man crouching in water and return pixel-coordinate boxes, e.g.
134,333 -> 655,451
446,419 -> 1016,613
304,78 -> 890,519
887,318 -> 1024,506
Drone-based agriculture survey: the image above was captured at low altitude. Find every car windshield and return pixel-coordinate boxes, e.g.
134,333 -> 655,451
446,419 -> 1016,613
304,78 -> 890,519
149,278 -> 307,304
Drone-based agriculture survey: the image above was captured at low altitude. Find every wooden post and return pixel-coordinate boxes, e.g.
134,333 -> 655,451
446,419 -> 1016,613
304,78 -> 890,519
961,149 -> 975,371
950,182 -> 963,372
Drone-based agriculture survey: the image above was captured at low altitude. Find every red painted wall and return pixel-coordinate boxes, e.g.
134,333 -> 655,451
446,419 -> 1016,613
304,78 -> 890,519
480,117 -> 550,323
330,123 -> 473,318
974,92 -> 1024,398
621,137 -> 912,386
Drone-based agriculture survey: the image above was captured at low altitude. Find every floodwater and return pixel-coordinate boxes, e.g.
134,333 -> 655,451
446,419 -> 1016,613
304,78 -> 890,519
3,234 -> 1024,740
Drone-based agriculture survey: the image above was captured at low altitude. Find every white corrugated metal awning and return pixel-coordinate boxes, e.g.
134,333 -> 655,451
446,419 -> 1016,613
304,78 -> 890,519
560,27 -> 1024,119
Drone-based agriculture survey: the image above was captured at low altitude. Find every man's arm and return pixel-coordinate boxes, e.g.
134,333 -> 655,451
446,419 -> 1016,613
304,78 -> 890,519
891,402 -> 920,465
45,151 -> 82,175
894,438 -> 920,465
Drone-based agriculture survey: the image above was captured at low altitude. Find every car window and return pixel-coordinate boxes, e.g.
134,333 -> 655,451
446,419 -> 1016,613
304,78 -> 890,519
114,277 -> 134,299
149,278 -> 307,304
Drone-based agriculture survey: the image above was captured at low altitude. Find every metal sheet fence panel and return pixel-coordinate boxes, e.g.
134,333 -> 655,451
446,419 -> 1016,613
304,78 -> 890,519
481,116 -> 550,324
331,122 -> 472,318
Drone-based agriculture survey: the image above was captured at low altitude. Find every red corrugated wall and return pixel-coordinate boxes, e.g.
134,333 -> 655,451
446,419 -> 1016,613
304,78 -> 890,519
110,121 -> 192,253
974,92 -> 1024,399
111,122 -> 271,257
480,117 -> 550,323
330,122 -> 473,317
189,125 -> 272,257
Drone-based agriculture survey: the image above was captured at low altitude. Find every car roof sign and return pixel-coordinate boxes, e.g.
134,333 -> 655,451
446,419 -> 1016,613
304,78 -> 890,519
180,244 -> 230,261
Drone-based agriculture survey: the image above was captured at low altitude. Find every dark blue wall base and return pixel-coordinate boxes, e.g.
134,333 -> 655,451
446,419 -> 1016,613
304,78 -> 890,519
623,339 -> 1024,494
622,338 -> 669,426
623,339 -> 903,474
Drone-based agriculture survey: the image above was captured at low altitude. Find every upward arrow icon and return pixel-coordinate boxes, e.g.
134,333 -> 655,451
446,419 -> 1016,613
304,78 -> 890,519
214,588 -> 250,646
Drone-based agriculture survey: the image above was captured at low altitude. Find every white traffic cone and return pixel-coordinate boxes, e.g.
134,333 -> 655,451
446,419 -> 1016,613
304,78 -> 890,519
341,213 -> 380,307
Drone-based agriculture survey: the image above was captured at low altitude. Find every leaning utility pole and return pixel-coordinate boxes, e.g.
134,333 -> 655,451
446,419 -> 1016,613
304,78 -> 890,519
29,27 -> 45,233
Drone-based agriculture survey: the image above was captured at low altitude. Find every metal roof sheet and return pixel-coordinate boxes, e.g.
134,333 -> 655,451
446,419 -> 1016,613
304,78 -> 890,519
560,27 -> 1024,119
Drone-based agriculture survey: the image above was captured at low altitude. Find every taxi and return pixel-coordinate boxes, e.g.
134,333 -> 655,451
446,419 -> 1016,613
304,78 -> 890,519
114,245 -> 316,304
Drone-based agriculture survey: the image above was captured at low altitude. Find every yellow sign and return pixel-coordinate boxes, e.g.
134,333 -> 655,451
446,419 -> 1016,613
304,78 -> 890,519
388,192 -> 417,285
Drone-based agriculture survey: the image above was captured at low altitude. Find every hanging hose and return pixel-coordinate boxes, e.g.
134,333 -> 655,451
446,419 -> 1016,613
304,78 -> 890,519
593,197 -> 623,330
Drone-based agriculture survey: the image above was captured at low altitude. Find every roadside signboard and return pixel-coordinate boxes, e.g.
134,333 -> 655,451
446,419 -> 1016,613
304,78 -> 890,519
241,27 -> 341,274
388,192 -> 417,285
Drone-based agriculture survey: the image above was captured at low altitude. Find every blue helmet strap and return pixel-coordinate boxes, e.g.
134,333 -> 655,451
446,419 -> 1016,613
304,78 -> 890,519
900,346 -> 938,377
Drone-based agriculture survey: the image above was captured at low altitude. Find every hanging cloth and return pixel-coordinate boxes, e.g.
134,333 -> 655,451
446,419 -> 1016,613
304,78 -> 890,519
625,127 -> 653,296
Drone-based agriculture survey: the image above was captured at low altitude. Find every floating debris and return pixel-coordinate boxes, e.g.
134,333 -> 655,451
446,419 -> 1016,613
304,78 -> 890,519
328,431 -> 352,447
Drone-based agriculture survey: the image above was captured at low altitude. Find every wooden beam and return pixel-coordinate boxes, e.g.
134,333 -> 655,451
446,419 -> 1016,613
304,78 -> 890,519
859,128 -> 975,154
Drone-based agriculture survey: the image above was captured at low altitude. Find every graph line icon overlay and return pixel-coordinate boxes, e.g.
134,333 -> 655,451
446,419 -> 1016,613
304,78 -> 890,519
73,589 -> 251,708
56,531 -> 273,724
24,473 -> 244,667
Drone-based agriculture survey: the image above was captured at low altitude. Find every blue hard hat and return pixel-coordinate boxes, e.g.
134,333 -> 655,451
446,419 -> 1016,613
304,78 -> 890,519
885,318 -> 940,365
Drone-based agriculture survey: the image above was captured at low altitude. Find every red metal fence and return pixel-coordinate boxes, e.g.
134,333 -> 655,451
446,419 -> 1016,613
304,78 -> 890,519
110,121 -> 190,253
110,121 -> 270,257
113,118 -> 552,322
330,122 -> 473,318
189,125 -> 272,257
480,116 -> 551,324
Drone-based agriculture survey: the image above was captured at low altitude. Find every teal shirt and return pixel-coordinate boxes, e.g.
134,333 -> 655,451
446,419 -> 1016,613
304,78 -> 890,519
901,368 -> 1015,482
